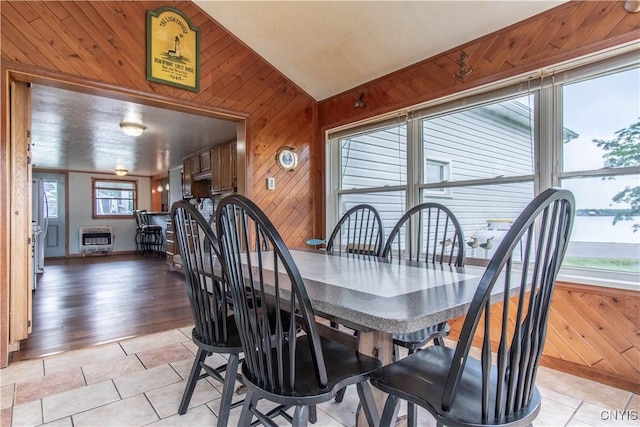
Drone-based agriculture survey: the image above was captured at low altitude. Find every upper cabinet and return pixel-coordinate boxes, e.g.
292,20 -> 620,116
211,140 -> 236,194
182,140 -> 236,198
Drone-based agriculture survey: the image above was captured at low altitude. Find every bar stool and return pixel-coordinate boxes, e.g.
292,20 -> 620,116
135,210 -> 163,256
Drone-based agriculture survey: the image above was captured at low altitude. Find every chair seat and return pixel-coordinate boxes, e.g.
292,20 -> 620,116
369,345 -> 541,427
242,335 -> 381,405
392,322 -> 450,350
191,318 -> 244,353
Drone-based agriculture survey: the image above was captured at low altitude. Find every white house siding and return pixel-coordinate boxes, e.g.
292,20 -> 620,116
337,99 -> 536,258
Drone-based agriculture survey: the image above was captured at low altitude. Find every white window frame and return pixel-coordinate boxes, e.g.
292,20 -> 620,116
92,178 -> 138,219
326,46 -> 640,289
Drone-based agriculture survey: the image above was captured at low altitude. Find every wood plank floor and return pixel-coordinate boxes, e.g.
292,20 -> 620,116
9,254 -> 193,364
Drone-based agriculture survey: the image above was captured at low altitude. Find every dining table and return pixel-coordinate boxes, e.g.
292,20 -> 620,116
242,249 -> 503,426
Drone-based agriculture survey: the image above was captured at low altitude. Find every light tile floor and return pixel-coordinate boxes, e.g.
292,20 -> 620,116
1,327 -> 638,427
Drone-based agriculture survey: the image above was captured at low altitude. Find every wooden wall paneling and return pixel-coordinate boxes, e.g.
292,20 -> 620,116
221,62 -> 274,110
58,4 -> 137,88
24,7 -> 104,82
550,295 -> 627,367
503,18 -> 549,68
579,293 -> 638,342
581,2 -> 626,45
611,8 -> 640,38
564,292 -> 632,354
448,283 -> 640,392
0,36 -> 32,66
211,54 -> 265,107
543,313 -> 589,365
1,5 -> 60,69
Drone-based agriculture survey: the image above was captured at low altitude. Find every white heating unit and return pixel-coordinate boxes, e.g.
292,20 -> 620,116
79,226 -> 113,255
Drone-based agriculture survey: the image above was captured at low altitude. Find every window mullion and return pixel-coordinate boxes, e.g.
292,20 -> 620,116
407,117 -> 420,211
537,84 -> 556,192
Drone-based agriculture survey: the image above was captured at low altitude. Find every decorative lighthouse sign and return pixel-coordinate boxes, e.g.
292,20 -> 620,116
146,7 -> 200,91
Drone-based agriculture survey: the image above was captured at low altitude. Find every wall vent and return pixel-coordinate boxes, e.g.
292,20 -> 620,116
79,226 -> 113,255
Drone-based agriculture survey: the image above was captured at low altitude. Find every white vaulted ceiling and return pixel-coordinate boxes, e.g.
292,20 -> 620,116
194,1 -> 567,100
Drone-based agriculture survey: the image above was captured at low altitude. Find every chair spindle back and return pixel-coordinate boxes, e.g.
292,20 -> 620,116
171,201 -> 232,346
216,195 -> 328,393
442,188 -> 575,422
382,202 -> 465,266
326,204 -> 384,258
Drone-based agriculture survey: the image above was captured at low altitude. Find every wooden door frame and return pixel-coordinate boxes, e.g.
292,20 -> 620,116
1,63 -> 249,367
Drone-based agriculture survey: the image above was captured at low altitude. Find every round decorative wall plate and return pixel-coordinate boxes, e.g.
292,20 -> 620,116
276,147 -> 298,171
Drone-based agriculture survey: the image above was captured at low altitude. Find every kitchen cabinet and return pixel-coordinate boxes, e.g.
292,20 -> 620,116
165,219 -> 179,269
182,140 -> 236,198
199,150 -> 211,172
182,159 -> 210,199
211,140 -> 236,193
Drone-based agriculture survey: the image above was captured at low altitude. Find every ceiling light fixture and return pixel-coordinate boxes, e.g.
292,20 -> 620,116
115,168 -> 128,176
157,184 -> 163,192
119,122 -> 147,137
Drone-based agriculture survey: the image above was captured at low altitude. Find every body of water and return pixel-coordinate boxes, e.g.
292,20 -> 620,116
571,216 -> 639,244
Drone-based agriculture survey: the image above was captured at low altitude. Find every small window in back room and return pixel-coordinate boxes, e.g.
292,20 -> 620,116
93,178 -> 137,218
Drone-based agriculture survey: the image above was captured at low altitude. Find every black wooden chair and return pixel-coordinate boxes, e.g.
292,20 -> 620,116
135,209 -> 163,256
380,202 -> 465,425
216,195 -> 382,427
368,188 -> 575,427
325,204 -> 384,404
325,204 -> 384,258
170,201 -> 243,426
383,202 -> 465,350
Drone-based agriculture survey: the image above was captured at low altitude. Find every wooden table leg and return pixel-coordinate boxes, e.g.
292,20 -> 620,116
356,330 -> 393,427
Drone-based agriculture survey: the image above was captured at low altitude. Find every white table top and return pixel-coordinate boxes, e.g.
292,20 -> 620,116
246,249 -> 491,334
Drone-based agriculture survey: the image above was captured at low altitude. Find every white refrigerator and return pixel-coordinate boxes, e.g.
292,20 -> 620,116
32,178 -> 48,290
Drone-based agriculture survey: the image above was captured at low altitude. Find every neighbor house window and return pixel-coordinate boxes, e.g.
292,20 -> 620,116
327,49 -> 639,284
92,179 -> 137,218
424,157 -> 451,196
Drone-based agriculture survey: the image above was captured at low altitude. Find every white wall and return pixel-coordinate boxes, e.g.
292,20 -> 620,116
168,166 -> 183,211
68,172 -> 151,254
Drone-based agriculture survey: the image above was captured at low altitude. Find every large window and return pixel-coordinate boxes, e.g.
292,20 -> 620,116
559,67 -> 640,273
328,50 -> 639,283
92,179 -> 137,218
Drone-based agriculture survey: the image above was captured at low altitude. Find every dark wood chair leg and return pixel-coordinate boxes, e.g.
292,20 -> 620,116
334,387 -> 347,402
407,402 -> 417,427
216,353 -> 239,427
239,390 -> 258,426
178,348 -> 208,414
292,405 -> 309,427
378,394 -> 401,427
357,381 -> 380,427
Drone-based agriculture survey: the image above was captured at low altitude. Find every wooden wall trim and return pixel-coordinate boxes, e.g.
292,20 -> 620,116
1,63 -> 10,368
3,60 -> 249,121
